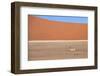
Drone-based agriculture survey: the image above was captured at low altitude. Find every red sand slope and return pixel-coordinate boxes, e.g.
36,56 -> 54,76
28,15 -> 88,40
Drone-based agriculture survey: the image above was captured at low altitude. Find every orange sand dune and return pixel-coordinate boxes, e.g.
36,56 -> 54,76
28,15 -> 88,40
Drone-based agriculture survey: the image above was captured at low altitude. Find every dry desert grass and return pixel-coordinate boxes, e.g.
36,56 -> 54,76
28,40 -> 88,61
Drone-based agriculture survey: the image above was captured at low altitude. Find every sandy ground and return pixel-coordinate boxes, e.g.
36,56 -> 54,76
28,40 -> 88,61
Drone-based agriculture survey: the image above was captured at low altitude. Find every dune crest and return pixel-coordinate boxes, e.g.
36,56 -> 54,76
28,15 -> 88,40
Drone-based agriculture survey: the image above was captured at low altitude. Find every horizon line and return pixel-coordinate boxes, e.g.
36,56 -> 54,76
33,15 -> 88,24
28,40 -> 88,43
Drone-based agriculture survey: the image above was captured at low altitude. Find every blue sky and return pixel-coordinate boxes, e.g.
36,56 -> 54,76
36,15 -> 88,24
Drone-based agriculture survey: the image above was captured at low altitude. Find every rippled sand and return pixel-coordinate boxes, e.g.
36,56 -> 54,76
28,40 -> 88,61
